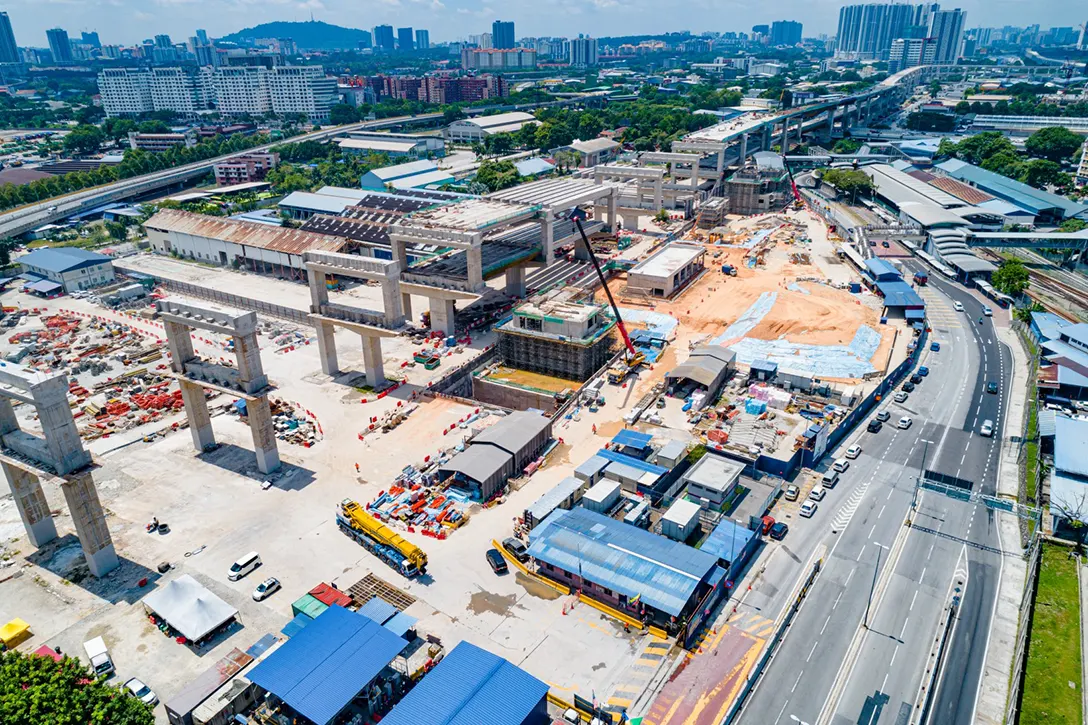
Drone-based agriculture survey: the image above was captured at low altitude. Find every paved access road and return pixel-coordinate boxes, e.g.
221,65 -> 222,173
736,268 -> 1011,725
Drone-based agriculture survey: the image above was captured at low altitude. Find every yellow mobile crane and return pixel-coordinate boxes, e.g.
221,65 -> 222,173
337,499 -> 428,577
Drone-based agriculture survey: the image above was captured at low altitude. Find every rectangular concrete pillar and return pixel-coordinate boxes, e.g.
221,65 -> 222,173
505,265 -> 526,297
607,194 -> 618,230
0,398 -> 19,436
392,238 -> 409,271
381,281 -> 404,326
654,179 -> 663,210
164,320 -> 195,372
60,472 -> 118,578
779,121 -> 788,152
3,462 -> 56,547
179,379 -> 215,452
762,125 -> 772,152
402,293 -> 414,323
826,108 -> 836,141
32,376 -> 91,475
233,332 -> 266,390
429,297 -> 456,335
541,218 -> 556,266
466,246 -> 484,291
244,397 -> 280,475
739,134 -> 748,164
308,268 -> 329,311
315,320 -> 339,376
716,150 -> 724,175
361,335 -> 386,390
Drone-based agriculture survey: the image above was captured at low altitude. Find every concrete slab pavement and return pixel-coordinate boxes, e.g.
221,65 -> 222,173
974,324 -> 1030,725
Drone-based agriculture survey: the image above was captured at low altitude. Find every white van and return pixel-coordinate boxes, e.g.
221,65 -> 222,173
83,636 -> 114,676
832,458 -> 850,473
821,470 -> 840,489
228,551 -> 261,581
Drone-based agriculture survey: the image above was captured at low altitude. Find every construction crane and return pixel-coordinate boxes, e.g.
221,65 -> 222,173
336,499 -> 428,577
782,155 -> 805,211
570,211 -> 645,383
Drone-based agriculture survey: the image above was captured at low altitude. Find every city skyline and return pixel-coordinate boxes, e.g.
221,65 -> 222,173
0,0 -> 1070,50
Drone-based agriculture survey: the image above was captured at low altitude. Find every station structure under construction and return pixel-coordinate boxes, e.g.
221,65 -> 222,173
496,298 -> 617,382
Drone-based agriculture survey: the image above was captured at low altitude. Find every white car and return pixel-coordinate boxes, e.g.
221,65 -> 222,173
800,501 -> 818,518
898,416 -> 913,430
953,301 -> 964,312
980,419 -> 994,437
123,677 -> 158,706
808,486 -> 827,502
845,444 -> 862,459
983,306 -> 993,317
894,391 -> 908,403
252,577 -> 281,601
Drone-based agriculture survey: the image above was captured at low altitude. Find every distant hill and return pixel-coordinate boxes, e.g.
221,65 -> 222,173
219,21 -> 370,51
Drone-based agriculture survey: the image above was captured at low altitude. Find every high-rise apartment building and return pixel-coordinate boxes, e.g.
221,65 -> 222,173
150,66 -> 215,113
928,8 -> 966,63
190,37 -> 218,67
46,28 -> 72,63
374,25 -> 395,51
569,37 -> 599,67
461,47 -> 536,70
492,20 -> 515,49
154,34 -> 173,48
357,29 -> 373,49
81,31 -> 100,48
269,66 -> 337,121
889,37 -> 936,71
770,21 -> 803,46
0,12 -> 19,64
415,29 -> 430,50
836,3 -> 917,58
97,68 -> 154,115
212,67 -> 272,116
196,29 -> 209,45
397,27 -> 414,51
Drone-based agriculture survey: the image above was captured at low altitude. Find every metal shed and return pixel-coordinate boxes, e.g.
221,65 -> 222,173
380,641 -> 549,725
667,346 -> 736,403
524,476 -> 587,529
582,479 -> 622,513
472,411 -> 553,471
574,454 -> 609,485
661,499 -> 701,542
437,445 -> 515,501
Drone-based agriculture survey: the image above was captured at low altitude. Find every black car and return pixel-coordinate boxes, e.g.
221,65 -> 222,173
881,241 -> 890,248
876,410 -> 891,422
502,537 -> 529,563
769,522 -> 789,540
910,374 -> 923,385
903,381 -> 916,392
485,549 -> 508,574
868,419 -> 884,433
986,381 -> 999,394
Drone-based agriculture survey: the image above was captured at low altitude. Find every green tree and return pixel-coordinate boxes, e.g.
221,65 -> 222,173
1024,126 -> 1083,162
63,125 -> 105,156
329,104 -> 359,125
136,120 -> 170,133
0,649 -> 155,725
474,159 -> 520,191
1019,158 -> 1063,189
484,133 -> 513,156
442,105 -> 465,125
820,168 -> 875,202
992,258 -> 1030,296
904,112 -> 956,132
941,131 -> 1015,165
980,150 -> 1024,179
832,138 -> 862,154
105,221 -> 128,241
1059,218 -> 1088,233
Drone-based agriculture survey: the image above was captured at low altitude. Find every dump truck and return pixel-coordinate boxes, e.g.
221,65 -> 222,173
336,499 -> 428,578
721,264 -> 737,276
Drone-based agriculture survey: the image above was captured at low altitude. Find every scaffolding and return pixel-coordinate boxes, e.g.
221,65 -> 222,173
497,324 -> 617,382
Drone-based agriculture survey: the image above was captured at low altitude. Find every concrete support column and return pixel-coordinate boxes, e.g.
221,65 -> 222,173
60,472 -> 118,578
738,133 -> 748,164
466,246 -> 484,291
654,179 -> 663,210
505,265 -> 526,297
716,150 -> 725,175
244,397 -> 281,474
179,379 -> 215,452
361,335 -> 386,391
308,268 -> 329,312
779,120 -> 788,152
607,194 -> 618,230
34,377 -> 90,475
429,298 -> 457,335
391,238 -> 409,271
541,217 -> 556,266
762,125 -> 772,152
315,320 -> 339,376
3,462 -> 56,547
691,165 -> 700,189
164,320 -> 195,372
826,108 -> 836,141
0,398 -> 19,436
233,333 -> 265,389
669,162 -> 677,178
380,281 -> 404,326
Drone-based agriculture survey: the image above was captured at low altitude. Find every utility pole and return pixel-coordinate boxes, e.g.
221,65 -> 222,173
863,543 -> 889,629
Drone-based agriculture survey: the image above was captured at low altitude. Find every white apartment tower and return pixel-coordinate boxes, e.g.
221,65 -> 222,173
150,67 -> 216,114
212,66 -> 273,116
97,68 -> 154,115
269,66 -> 337,122
569,37 -> 599,67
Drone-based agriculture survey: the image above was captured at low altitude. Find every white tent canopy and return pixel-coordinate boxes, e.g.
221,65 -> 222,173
142,574 -> 238,642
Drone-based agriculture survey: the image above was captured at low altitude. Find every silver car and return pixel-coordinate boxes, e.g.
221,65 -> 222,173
252,577 -> 281,601
123,677 -> 158,706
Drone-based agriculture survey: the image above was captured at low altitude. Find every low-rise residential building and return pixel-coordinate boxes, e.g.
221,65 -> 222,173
128,130 -> 199,152
213,152 -> 279,185
18,248 -> 115,294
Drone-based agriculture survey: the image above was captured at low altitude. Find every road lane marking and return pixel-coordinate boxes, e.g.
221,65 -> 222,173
792,670 -> 804,693
869,524 -> 876,539
857,544 -> 867,562
910,590 -> 918,611
776,701 -> 789,724
878,505 -> 885,519
920,566 -> 927,581
900,616 -> 909,639
807,641 -> 819,662
821,614 -> 831,634
835,589 -> 844,608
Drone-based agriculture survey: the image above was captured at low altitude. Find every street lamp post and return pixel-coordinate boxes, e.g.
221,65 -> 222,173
863,543 -> 889,629
912,439 -> 934,512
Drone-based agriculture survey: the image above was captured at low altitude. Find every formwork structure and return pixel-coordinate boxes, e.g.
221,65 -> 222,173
0,364 -> 118,577
696,197 -> 728,229
725,155 -> 789,215
496,299 -> 616,382
156,299 -> 281,474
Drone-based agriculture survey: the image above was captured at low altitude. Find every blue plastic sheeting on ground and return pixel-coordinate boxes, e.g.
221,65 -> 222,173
709,291 -> 778,346
729,325 -> 882,379
618,308 -> 679,336
786,282 -> 810,295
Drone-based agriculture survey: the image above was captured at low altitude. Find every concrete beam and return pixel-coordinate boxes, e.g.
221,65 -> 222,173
307,313 -> 402,338
397,282 -> 480,302
156,300 -> 257,338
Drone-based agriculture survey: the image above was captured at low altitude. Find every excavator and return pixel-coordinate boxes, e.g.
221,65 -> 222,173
782,154 -> 805,211
569,211 -> 646,384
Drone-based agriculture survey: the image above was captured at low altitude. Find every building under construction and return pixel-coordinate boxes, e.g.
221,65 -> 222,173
496,298 -> 616,382
725,152 -> 789,215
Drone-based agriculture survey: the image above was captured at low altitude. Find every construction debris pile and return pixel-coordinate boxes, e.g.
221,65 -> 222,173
367,471 -> 469,541
233,397 -> 323,447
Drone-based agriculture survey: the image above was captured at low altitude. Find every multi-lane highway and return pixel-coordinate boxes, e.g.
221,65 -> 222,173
735,265 -> 1011,725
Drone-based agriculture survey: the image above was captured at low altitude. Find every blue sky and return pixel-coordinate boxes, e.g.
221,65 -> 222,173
2,0 -> 1070,47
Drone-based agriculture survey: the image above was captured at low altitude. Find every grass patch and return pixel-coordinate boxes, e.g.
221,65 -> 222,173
1020,544 -> 1083,725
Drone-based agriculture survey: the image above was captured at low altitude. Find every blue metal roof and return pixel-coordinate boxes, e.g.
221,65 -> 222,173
863,258 -> 901,280
383,612 -> 417,638
937,159 -> 1088,218
751,359 -> 778,373
612,430 -> 653,450
575,454 -> 609,478
281,612 -> 313,638
526,476 -> 586,522
247,606 -> 407,725
1042,339 -> 1088,370
357,596 -> 398,625
514,158 -> 556,177
1055,415 -> 1088,478
19,248 -> 110,275
1032,311 -> 1068,343
26,279 -> 62,294
527,507 -> 718,616
876,280 -> 925,308
905,309 -> 926,320
595,448 -> 668,475
381,641 -> 548,725
1063,324 -> 1088,347
699,519 -> 757,565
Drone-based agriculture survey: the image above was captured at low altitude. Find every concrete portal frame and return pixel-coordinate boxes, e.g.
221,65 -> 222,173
303,250 -> 405,387
672,140 -> 730,175
594,164 -> 667,209
0,365 -> 119,577
156,299 -> 281,475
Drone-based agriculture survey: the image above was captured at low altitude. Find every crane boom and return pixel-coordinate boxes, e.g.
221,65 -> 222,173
782,154 -> 804,209
574,217 -> 638,359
